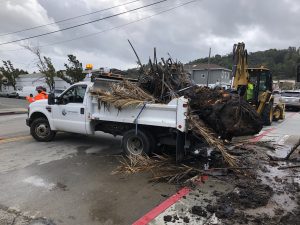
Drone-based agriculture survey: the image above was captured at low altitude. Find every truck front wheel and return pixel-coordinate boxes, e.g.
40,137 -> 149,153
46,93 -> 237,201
30,117 -> 56,142
122,129 -> 154,156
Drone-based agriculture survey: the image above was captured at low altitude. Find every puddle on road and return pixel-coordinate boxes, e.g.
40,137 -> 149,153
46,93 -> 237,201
76,145 -> 92,155
23,176 -> 55,190
277,135 -> 290,145
264,137 -> 300,206
257,157 -> 300,216
267,134 -> 300,159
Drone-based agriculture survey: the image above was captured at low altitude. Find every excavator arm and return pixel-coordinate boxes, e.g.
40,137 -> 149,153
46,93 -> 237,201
232,42 -> 249,96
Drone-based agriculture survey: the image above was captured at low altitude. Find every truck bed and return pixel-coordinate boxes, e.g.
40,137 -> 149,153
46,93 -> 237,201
89,96 -> 188,132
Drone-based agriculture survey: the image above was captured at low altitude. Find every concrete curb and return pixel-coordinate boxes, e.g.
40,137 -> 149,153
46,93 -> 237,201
0,110 -> 27,116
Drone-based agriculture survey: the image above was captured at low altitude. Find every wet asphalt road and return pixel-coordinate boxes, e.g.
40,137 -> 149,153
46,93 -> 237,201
0,114 -> 176,225
0,97 -> 28,110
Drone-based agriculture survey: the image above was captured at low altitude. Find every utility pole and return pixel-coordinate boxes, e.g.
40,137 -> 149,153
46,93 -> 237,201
206,47 -> 211,87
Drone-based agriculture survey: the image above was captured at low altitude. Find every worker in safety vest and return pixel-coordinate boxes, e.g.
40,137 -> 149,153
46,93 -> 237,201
246,82 -> 254,101
26,87 -> 48,103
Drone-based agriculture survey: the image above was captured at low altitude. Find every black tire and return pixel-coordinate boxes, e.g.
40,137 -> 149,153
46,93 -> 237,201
262,103 -> 273,126
273,106 -> 282,121
122,129 -> 155,156
30,117 -> 56,142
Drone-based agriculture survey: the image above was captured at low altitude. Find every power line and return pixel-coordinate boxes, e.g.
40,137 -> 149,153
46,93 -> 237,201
39,0 -> 200,48
0,0 -> 200,52
0,0 -> 167,46
0,3 -> 168,52
0,0 -> 142,37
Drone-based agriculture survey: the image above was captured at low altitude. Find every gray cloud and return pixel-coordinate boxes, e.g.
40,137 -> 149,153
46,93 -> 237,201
0,0 -> 299,72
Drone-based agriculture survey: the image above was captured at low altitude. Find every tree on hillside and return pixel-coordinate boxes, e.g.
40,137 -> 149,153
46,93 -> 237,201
57,55 -> 84,84
0,71 -> 3,91
189,46 -> 300,79
0,60 -> 28,90
25,46 -> 56,90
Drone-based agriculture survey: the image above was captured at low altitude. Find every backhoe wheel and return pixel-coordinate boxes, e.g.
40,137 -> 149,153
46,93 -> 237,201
30,117 -> 56,142
280,110 -> 285,120
122,129 -> 155,156
262,103 -> 273,126
273,106 -> 282,121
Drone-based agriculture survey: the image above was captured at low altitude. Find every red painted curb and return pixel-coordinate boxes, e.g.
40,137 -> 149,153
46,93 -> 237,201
250,112 -> 296,142
132,187 -> 191,225
250,128 -> 276,142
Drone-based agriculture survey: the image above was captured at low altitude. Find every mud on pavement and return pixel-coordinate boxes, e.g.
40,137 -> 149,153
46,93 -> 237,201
196,142 -> 300,225
0,204 -> 56,225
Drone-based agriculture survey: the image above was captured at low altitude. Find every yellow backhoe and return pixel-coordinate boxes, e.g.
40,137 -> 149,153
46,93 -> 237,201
232,42 -> 285,125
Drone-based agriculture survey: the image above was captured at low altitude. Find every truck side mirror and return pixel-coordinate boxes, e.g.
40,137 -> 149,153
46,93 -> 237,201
48,93 -> 55,105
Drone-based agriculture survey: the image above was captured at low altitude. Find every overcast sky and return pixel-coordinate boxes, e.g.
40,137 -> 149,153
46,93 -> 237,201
0,0 -> 299,72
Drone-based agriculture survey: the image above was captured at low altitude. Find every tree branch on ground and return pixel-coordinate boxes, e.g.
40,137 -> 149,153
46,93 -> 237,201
0,71 -> 3,91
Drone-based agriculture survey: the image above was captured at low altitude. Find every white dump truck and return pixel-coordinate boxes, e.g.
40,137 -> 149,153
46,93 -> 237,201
26,77 -> 193,161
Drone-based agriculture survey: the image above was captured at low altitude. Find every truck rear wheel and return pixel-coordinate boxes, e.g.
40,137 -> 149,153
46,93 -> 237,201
30,117 -> 56,142
122,129 -> 155,156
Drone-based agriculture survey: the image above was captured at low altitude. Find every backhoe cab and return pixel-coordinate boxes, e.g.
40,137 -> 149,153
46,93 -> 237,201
247,67 -> 285,125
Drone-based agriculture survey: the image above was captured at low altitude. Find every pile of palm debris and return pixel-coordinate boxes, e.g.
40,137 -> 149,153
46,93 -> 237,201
136,52 -> 262,140
112,154 -> 204,184
90,48 -> 263,169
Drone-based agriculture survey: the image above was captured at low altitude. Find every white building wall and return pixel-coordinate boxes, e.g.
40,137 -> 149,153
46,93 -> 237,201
1,73 -> 70,93
192,69 -> 232,86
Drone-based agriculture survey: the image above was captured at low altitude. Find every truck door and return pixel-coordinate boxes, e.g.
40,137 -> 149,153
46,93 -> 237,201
52,84 -> 87,134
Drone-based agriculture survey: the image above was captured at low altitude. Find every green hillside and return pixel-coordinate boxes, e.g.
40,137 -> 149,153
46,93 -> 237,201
189,47 -> 300,80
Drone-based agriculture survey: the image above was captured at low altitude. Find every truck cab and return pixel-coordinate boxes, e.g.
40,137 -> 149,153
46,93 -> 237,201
27,82 -> 90,139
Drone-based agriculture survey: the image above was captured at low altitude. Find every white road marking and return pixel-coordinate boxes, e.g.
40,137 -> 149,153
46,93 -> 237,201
277,135 -> 290,145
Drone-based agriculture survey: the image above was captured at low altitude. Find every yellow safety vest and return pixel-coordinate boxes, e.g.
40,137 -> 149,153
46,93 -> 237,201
246,83 -> 254,101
